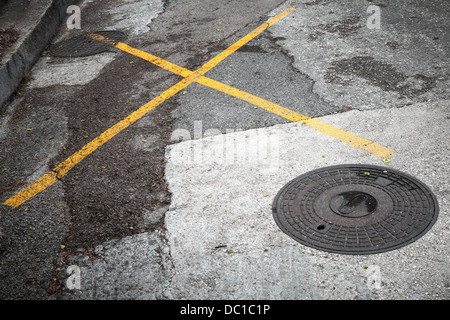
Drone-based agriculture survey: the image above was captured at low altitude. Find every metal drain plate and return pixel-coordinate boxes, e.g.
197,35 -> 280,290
272,165 -> 439,255
49,31 -> 126,57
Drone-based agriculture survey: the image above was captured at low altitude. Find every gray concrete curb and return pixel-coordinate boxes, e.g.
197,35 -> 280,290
0,0 -> 80,113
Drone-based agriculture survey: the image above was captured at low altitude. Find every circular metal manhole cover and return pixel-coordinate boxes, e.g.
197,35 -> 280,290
272,165 -> 439,255
49,31 -> 126,57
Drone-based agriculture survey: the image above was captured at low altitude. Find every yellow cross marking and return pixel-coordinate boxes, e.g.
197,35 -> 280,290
2,8 -> 395,208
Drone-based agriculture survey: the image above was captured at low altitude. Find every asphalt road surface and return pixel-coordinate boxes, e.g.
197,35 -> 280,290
0,0 -> 449,301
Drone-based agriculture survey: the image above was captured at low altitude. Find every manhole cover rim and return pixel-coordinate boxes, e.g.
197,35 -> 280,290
49,30 -> 127,58
272,164 -> 440,255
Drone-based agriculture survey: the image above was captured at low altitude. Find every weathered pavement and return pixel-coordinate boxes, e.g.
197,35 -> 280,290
0,0 -> 449,301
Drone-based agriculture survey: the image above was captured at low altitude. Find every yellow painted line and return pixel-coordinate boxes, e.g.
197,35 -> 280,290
91,31 -> 396,159
195,77 -> 397,159
88,8 -> 297,78
88,34 -> 192,78
3,9 -> 295,208
2,172 -> 59,208
116,42 -> 192,77
194,8 -> 297,76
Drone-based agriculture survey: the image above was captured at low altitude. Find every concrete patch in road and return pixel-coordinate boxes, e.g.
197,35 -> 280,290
60,231 -> 173,299
164,99 -> 450,299
27,53 -> 116,88
105,0 -> 165,36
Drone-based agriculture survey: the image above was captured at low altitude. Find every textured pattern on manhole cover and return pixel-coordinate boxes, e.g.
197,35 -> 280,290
49,31 -> 126,57
272,165 -> 439,255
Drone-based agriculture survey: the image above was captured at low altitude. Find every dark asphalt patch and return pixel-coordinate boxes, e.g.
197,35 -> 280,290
53,60 -> 180,242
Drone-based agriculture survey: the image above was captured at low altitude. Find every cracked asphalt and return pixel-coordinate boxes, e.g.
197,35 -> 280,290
0,0 -> 449,301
